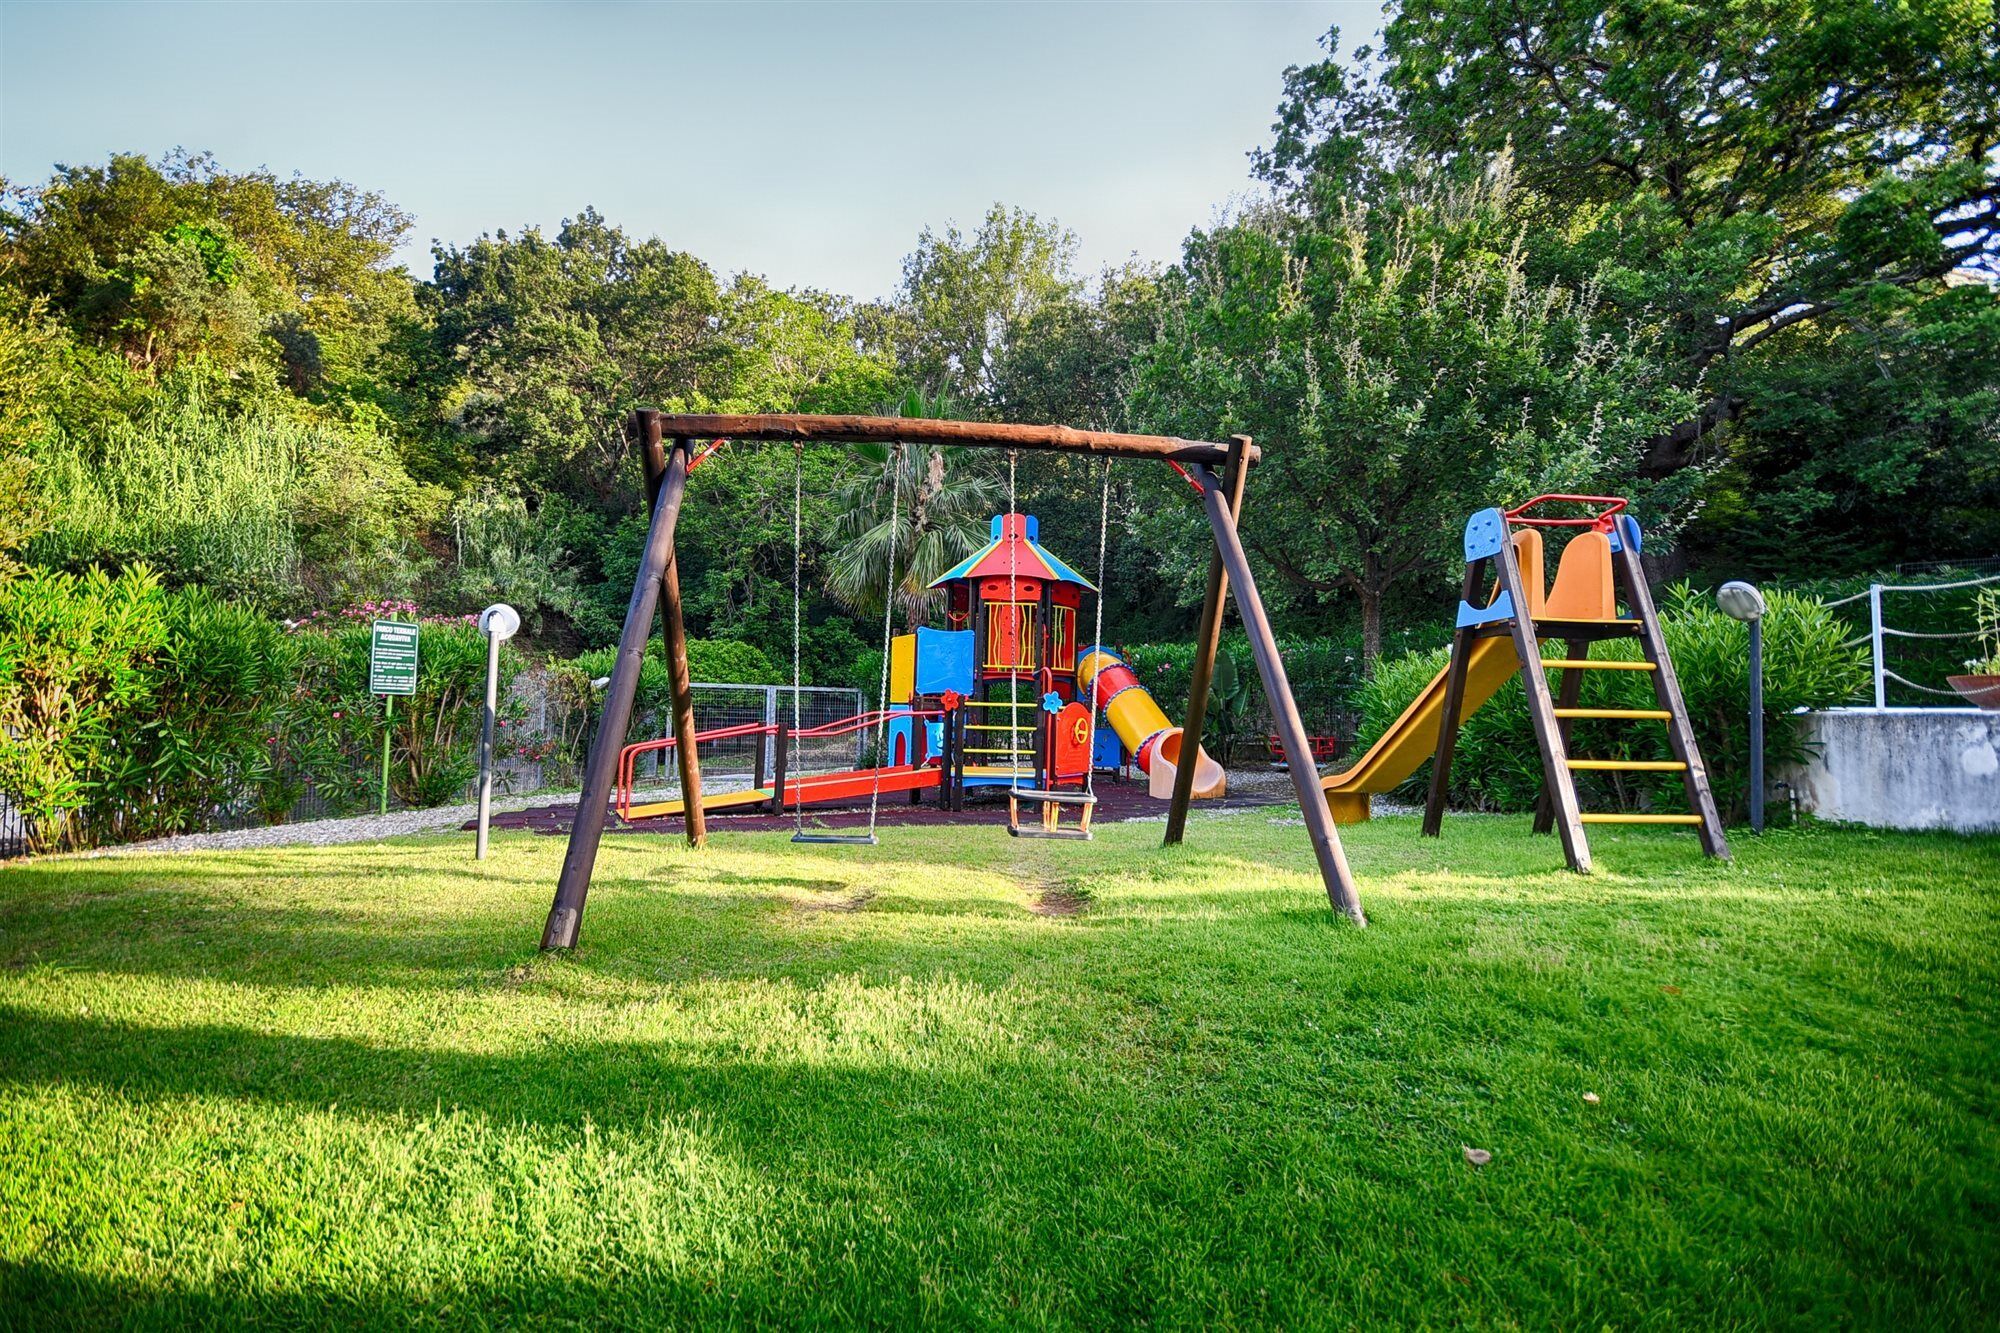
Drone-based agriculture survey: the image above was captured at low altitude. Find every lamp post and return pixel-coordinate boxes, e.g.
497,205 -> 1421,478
475,604 -> 521,859
1716,581 -> 1768,833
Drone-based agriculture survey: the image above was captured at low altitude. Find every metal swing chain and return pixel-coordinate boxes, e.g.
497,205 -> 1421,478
1007,449 -> 1021,787
791,441 -> 806,838
1082,460 -> 1111,795
865,444 -> 903,836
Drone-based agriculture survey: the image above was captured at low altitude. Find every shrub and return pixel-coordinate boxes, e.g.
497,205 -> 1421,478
1355,586 -> 1870,821
444,486 -> 583,633
29,389 -> 442,606
0,567 -> 301,849
1116,632 -> 1374,756
121,588 -> 299,839
685,638 -> 777,685
0,564 -> 167,851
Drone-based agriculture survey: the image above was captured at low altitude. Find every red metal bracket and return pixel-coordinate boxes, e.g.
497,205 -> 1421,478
1165,459 -> 1206,496
687,438 -> 729,474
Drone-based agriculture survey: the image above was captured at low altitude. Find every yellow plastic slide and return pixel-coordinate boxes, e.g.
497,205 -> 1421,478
1076,648 -> 1227,800
1320,635 -> 1523,823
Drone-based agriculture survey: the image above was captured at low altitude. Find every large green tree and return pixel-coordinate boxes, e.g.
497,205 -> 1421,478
2,150 -> 414,388
885,204 -> 1081,406
1135,164 -> 1696,663
422,208 -> 729,506
1258,4 -> 2000,572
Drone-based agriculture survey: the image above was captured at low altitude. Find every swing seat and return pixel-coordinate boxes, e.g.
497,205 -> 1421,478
790,832 -> 880,846
1007,787 -> 1096,841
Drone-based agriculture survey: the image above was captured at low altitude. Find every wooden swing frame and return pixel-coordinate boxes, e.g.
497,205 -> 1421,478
539,411 -> 1364,951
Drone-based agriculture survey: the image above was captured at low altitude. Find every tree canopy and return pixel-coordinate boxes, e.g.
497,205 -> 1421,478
1,2 -> 1994,671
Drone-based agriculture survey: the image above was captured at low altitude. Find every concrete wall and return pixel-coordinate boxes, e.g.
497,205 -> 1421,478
1785,709 -> 2000,834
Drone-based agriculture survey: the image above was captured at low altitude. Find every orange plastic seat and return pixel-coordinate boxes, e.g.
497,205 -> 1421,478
1511,528 -> 1546,618
1542,530 -> 1616,621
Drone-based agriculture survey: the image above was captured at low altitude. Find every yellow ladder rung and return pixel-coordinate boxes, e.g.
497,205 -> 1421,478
1579,813 -> 1703,825
965,747 -> 1033,755
1566,759 -> 1687,772
1554,708 -> 1671,720
1542,659 -> 1656,671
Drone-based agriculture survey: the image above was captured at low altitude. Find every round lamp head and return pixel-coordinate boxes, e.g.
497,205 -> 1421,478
1716,581 -> 1766,623
479,603 -> 522,640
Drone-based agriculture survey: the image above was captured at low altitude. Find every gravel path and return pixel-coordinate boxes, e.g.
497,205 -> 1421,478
76,789 -> 587,858
62,766 -> 1401,859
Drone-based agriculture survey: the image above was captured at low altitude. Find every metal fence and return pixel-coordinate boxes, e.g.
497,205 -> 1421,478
623,684 -> 867,800
0,794 -> 23,860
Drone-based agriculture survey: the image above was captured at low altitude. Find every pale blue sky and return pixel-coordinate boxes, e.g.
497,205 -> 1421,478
1,1 -> 1378,298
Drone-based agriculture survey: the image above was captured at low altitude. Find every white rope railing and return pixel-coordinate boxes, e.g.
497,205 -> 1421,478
1882,669 -> 1979,698
1841,571 -> 2000,709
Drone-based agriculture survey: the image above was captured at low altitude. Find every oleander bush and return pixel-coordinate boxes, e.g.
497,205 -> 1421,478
0,564 -> 297,851
286,615 -> 523,813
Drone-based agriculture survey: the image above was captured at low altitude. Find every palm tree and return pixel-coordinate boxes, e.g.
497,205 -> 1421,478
824,389 -> 1004,633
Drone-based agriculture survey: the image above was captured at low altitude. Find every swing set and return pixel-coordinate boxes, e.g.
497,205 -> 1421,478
539,412 -> 1364,951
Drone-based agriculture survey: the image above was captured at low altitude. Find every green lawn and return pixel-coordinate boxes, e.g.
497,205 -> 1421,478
1,811 -> 1996,1329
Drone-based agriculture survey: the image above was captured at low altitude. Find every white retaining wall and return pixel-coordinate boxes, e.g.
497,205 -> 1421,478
1786,708 -> 2000,834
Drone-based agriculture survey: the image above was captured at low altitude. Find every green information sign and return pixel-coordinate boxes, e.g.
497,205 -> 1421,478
369,621 -> 420,696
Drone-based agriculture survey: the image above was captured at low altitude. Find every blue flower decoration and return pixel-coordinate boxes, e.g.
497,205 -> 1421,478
1041,691 -> 1064,714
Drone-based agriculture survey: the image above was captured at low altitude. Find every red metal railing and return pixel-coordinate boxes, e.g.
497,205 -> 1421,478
616,708 -> 940,818
1503,493 -> 1628,529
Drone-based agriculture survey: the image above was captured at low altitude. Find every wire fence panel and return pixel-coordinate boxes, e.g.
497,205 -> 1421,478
622,685 -> 866,800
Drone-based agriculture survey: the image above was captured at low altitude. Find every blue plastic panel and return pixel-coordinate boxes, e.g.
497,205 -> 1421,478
1611,514 -> 1642,554
1093,725 -> 1125,771
913,627 -> 976,696
1463,508 -> 1507,561
1457,589 -> 1515,628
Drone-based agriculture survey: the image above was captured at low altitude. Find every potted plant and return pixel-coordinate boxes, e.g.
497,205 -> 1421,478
1947,589 -> 2000,710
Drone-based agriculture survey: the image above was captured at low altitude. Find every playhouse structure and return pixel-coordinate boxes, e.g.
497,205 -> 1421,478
620,511 -> 1224,820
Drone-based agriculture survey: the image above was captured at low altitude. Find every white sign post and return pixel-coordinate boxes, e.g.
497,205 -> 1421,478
369,621 -> 420,816
475,604 -> 520,859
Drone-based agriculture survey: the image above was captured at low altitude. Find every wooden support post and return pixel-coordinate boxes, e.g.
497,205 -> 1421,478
1422,558 -> 1488,838
658,482 -> 706,846
1532,638 -> 1589,835
1612,526 -> 1730,859
770,721 -> 788,814
542,415 -> 693,950
1166,436 -> 1248,846
1496,532 -> 1590,873
1193,465 -> 1365,924
637,417 -> 706,849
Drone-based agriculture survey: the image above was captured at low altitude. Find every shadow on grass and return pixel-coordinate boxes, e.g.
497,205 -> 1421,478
0,1003 -> 1073,1139
0,1260 -> 713,1331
